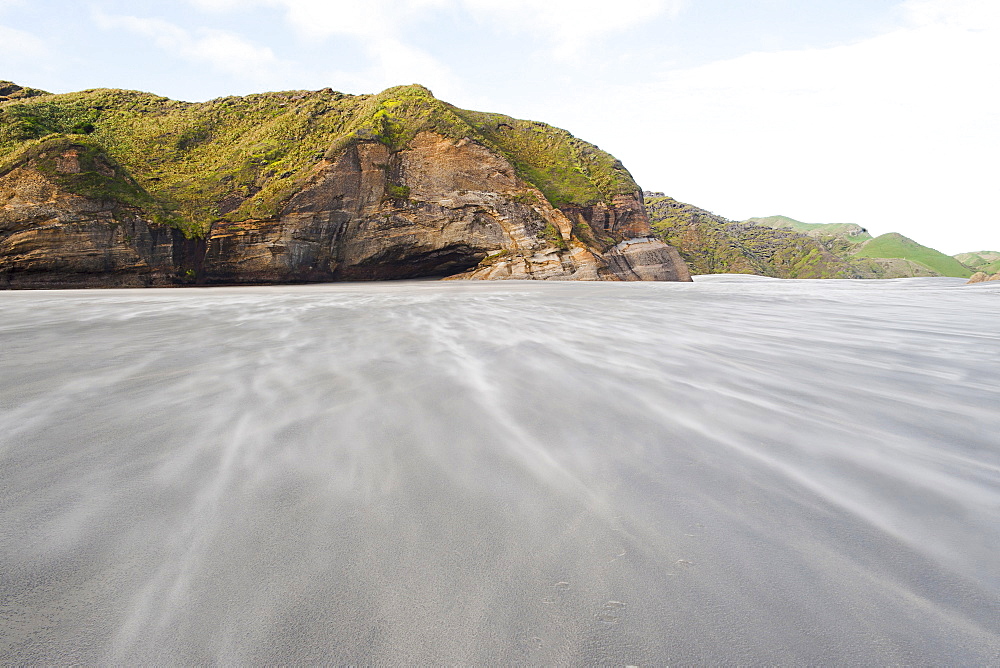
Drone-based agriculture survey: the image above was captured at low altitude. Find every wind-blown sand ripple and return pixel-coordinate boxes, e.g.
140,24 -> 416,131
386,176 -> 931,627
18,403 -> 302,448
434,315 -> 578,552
1,277 -> 998,663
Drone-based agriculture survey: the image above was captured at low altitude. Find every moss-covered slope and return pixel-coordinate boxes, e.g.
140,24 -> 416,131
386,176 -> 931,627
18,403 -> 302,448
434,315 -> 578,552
0,83 -> 639,238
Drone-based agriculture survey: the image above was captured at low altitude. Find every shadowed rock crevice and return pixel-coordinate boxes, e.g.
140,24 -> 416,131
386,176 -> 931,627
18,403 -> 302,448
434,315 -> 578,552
337,243 -> 487,280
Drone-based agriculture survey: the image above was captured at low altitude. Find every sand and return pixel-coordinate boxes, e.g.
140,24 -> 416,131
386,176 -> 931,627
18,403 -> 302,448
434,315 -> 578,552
1,276 -> 998,663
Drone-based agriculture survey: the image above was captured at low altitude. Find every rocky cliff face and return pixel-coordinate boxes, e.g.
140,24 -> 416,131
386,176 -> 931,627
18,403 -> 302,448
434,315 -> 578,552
204,131 -> 687,283
0,84 -> 689,288
0,155 -> 196,288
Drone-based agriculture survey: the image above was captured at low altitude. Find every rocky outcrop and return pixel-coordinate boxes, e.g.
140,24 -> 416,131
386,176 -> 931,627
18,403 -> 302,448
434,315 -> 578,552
0,159 -> 196,288
967,271 -> 1000,284
1,130 -> 689,287
602,238 -> 691,281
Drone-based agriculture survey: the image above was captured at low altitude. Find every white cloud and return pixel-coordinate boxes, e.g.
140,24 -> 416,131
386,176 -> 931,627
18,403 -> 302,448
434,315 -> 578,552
458,0 -> 685,59
188,0 -> 441,40
0,23 -> 47,60
599,0 -> 1000,253
310,34 -> 463,99
186,0 -> 685,77
0,2 -> 51,86
358,36 -> 458,91
185,0 -> 245,10
183,0 -> 461,95
192,0 -> 683,43
262,0 -> 396,40
903,0 -> 1000,29
95,13 -> 285,81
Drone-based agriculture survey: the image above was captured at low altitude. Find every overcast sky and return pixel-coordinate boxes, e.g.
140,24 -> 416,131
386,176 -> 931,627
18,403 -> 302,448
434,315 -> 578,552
2,0 -> 997,253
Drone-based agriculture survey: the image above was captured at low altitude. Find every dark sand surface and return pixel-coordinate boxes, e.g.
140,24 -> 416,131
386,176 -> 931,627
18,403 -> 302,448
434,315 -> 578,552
1,277 -> 998,663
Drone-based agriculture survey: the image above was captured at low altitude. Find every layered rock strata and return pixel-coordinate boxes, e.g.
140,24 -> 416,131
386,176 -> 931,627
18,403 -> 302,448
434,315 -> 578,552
1,133 -> 689,287
0,161 -> 194,288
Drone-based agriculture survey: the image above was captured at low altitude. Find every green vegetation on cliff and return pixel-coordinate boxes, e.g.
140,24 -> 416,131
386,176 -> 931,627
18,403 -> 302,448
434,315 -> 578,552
15,135 -> 167,217
453,109 -> 635,207
0,83 -> 638,237
854,233 -> 972,278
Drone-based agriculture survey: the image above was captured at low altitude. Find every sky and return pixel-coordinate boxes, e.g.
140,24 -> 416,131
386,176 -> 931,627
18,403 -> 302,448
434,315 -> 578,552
2,0 -> 997,254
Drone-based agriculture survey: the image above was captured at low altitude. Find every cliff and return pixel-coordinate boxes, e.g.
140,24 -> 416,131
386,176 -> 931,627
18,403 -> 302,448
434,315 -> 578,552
0,83 -> 689,288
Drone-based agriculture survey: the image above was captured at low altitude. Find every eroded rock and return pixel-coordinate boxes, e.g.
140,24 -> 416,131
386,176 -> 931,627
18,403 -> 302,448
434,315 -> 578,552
1,135 -> 689,287
0,165 -> 190,288
967,271 -> 1000,284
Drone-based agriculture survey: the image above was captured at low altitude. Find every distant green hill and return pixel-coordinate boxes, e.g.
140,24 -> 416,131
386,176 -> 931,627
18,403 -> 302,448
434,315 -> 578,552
646,197 -> 975,279
954,251 -> 1000,275
854,233 -> 973,278
746,215 -> 872,242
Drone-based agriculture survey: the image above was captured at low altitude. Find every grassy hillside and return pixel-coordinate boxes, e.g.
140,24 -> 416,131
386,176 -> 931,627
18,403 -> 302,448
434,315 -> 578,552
954,251 -> 1000,275
747,215 -> 872,242
0,83 -> 638,237
854,233 -> 972,278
